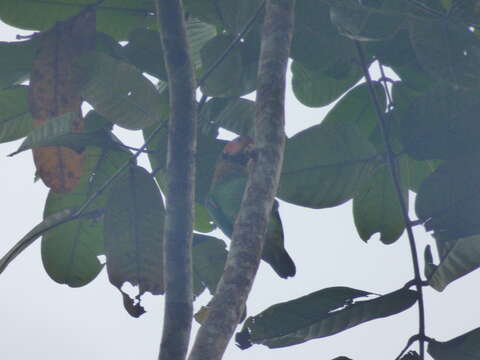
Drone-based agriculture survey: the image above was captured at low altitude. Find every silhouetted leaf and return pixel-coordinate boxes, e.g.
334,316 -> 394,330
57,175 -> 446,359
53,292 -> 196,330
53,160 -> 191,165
353,160 -> 407,244
42,146 -> 130,287
237,287 -> 417,349
10,112 -> 118,156
104,164 -> 165,315
291,60 -> 363,107
279,84 -> 382,208
200,34 -> 257,97
329,0 -> 406,41
0,0 -> 155,40
192,234 -> 228,297
144,124 -> 223,233
0,85 -> 32,143
428,327 -> 480,360
124,18 -> 216,80
409,15 -> 480,89
401,85 -> 480,160
78,52 -> 165,130
200,97 -> 255,136
416,152 -> 480,241
0,208 -> 75,275
425,235 -> 480,291
291,0 -> 355,71
0,37 -> 38,89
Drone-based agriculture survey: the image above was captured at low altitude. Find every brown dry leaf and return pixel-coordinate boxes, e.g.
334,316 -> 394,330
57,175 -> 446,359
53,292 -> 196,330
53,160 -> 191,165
29,8 -> 96,193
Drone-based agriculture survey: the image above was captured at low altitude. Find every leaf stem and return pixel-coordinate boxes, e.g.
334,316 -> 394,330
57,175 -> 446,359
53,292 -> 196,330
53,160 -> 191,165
355,41 -> 426,360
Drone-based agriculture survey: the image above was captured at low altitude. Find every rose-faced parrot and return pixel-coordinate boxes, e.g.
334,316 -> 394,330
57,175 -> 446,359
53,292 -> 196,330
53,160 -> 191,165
205,136 -> 296,279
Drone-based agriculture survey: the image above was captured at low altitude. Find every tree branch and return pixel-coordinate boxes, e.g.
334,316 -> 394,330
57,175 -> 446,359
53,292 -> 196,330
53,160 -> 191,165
188,1 -> 295,359
155,1 -> 197,360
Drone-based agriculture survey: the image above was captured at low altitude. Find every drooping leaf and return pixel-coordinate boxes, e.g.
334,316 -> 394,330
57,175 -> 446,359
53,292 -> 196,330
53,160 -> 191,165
200,97 -> 255,136
329,0 -> 406,41
0,85 -> 32,143
278,84 -> 382,208
403,156 -> 441,193
416,152 -> 480,241
353,160 -> 407,244
409,14 -> 480,89
77,52 -> 165,130
428,327 -> 480,360
400,85 -> 480,160
291,60 -> 363,108
29,9 -> 96,193
192,234 -> 228,297
236,287 -> 417,349
291,0 -> 355,71
0,0 -> 155,40
104,163 -> 165,316
0,37 -> 38,89
42,145 -> 131,287
200,34 -> 257,97
425,234 -> 480,291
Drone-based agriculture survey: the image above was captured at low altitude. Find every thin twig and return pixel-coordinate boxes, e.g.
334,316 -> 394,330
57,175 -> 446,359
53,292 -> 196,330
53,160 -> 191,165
355,41 -> 426,360
197,0 -> 266,88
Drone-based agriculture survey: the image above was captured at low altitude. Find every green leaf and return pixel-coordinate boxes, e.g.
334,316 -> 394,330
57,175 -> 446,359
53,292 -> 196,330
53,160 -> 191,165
200,34 -> 257,97
373,31 -> 433,92
425,234 -> 480,291
353,160 -> 407,244
291,60 -> 363,108
0,85 -> 32,143
42,146 -> 131,287
403,156 -> 440,193
0,208 -> 75,276
237,287 -> 417,349
400,85 -> 480,160
200,97 -> 255,136
192,234 -> 228,297
321,82 -> 385,137
78,52 -> 165,130
409,15 -> 480,89
0,0 -> 155,40
124,18 -> 216,80
291,0 -> 355,71
0,38 -> 38,89
278,84 -> 382,208
184,0 -> 262,34
10,112 -> 118,156
329,0 -> 406,41
144,124 -> 223,233
416,152 -> 480,241
428,327 -> 480,360
104,164 -> 165,315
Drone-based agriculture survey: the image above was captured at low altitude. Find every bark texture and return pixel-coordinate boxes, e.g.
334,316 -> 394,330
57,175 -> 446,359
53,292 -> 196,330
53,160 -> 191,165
188,1 -> 295,359
155,1 -> 197,360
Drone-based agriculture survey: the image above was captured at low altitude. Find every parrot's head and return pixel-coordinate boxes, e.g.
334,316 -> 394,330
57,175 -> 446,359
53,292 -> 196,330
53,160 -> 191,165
221,136 -> 255,166
211,136 -> 255,186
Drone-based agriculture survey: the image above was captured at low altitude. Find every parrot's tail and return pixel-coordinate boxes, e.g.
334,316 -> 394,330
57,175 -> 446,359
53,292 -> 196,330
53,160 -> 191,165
265,248 -> 296,279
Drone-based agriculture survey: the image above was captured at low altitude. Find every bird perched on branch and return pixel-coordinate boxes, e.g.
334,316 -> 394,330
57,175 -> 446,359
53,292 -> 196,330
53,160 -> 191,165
206,136 -> 296,279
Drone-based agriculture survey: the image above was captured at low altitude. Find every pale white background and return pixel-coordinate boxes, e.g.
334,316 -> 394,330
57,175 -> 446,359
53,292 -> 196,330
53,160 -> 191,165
1,20 -> 479,360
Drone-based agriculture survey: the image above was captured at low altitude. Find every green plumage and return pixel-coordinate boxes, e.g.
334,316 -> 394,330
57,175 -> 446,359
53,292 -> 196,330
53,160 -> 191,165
206,139 -> 296,279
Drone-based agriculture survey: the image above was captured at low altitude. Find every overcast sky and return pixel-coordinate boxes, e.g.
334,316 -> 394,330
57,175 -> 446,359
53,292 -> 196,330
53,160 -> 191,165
1,20 -> 479,360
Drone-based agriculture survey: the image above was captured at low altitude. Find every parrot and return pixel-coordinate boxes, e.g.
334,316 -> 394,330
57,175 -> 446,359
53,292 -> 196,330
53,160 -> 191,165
205,136 -> 296,279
